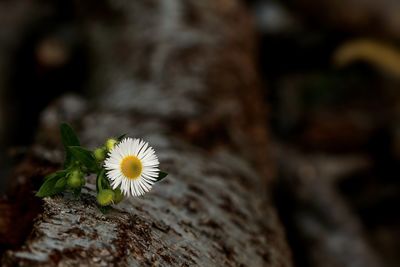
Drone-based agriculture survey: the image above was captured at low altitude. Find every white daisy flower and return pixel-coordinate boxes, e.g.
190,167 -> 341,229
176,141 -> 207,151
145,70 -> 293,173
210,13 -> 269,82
104,137 -> 159,197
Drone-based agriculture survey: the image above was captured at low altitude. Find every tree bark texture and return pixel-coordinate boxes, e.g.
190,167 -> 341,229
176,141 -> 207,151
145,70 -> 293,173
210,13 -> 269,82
1,0 -> 291,266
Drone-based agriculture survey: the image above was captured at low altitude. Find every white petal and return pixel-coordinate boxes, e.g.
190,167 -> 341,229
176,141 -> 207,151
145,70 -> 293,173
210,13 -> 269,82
104,137 -> 160,198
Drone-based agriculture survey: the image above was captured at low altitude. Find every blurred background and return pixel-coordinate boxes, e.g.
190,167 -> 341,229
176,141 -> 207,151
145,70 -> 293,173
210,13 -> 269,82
0,0 -> 399,266
248,1 -> 400,267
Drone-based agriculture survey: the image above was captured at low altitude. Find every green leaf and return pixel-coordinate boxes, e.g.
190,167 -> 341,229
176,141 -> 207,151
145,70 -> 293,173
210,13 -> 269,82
44,172 -> 58,180
72,187 -> 82,199
117,134 -> 127,141
60,123 -> 80,168
98,205 -> 111,214
60,123 -> 80,147
64,153 -> 73,168
68,146 -> 99,172
36,171 -> 67,197
156,171 -> 168,182
55,176 -> 67,189
44,170 -> 67,180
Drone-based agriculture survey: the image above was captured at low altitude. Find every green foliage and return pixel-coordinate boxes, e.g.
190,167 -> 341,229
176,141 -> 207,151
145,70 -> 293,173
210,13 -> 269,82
117,134 -> 127,141
60,123 -> 80,147
68,146 -> 99,172
97,189 -> 115,206
60,123 -> 81,168
156,171 -> 168,182
36,171 -> 68,197
67,169 -> 84,189
113,188 -> 124,204
55,176 -> 67,189
94,147 -> 107,161
105,138 -> 118,151
36,123 -> 169,211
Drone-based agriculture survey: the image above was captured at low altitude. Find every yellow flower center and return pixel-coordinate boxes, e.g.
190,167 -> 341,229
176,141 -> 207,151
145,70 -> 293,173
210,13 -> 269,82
120,156 -> 142,179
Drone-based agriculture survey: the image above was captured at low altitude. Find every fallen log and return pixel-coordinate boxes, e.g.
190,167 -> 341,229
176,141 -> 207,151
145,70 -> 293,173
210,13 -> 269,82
1,0 -> 291,266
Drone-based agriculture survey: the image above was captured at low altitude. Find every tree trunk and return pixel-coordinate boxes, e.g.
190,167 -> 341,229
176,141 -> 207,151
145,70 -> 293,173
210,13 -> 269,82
1,0 -> 292,266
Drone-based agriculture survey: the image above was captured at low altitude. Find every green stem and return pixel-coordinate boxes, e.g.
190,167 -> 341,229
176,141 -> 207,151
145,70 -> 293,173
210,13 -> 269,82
96,169 -> 105,192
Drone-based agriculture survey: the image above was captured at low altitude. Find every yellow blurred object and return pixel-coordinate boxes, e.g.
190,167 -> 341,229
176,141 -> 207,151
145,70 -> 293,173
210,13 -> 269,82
334,39 -> 400,78
35,37 -> 69,67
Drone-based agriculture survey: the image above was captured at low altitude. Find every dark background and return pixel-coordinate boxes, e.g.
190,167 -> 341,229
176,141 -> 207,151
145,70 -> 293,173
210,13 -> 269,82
0,0 -> 399,266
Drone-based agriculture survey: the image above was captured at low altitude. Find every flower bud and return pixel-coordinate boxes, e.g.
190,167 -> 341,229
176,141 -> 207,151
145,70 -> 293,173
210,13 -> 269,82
94,147 -> 107,161
97,189 -> 115,206
67,169 -> 84,189
113,188 -> 124,204
105,138 -> 118,151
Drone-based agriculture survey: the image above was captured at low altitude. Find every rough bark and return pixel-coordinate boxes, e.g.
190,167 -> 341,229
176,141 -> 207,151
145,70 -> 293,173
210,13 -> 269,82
1,0 -> 291,266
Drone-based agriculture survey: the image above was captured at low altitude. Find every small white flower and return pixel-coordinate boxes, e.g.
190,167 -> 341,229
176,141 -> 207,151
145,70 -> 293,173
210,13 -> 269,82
104,137 -> 159,197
